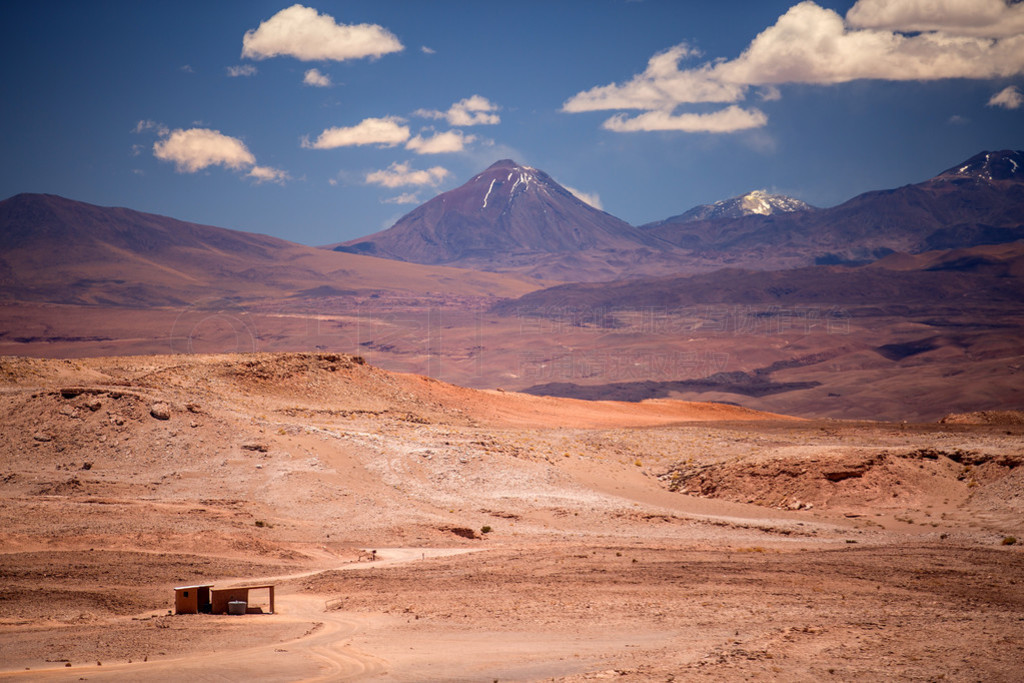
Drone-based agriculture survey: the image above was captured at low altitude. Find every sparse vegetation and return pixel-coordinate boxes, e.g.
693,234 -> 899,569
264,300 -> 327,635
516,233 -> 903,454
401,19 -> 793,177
1003,536 -> 1018,546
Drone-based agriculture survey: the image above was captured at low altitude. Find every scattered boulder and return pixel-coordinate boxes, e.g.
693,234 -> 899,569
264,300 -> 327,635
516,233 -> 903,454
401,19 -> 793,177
32,432 -> 52,442
150,402 -> 171,420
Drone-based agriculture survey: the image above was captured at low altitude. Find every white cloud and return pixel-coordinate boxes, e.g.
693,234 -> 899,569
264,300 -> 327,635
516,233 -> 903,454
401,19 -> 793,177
718,2 -> 1024,86
988,84 -> 1024,108
303,116 -> 410,149
151,127 -> 288,183
846,0 -> 1024,38
383,192 -> 422,204
563,44 -> 744,111
153,128 -> 255,173
564,186 -> 604,210
421,45 -> 436,55
365,162 -> 450,188
415,95 -> 501,126
405,129 -> 476,154
303,68 -> 331,87
563,0 -> 1024,134
247,165 -> 290,184
133,119 -> 169,137
227,64 -> 258,77
603,106 -> 768,133
242,4 -> 403,61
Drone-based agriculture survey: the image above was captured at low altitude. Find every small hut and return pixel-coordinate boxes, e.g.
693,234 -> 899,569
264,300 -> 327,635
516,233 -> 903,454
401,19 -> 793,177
173,584 -> 213,614
173,583 -> 274,615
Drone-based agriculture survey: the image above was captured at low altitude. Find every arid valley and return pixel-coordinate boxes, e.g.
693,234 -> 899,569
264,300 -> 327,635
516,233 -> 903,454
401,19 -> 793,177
2,150 -> 1024,680
1,352 -> 1022,681
3,7 -> 1024,672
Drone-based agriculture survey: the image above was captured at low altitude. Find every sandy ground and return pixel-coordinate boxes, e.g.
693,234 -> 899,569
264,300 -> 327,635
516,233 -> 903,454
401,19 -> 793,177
1,352 -> 1022,681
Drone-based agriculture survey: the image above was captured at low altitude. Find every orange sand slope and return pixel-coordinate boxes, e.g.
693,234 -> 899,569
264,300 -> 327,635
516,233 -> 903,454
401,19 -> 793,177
0,352 -> 795,429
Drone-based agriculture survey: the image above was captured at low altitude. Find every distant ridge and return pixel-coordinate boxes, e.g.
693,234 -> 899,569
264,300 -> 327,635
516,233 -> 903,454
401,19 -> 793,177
0,193 -> 543,306
640,149 -> 1024,267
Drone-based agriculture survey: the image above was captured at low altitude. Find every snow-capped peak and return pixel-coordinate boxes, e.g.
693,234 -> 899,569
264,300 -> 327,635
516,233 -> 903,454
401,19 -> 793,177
937,150 -> 1024,183
674,190 -> 815,223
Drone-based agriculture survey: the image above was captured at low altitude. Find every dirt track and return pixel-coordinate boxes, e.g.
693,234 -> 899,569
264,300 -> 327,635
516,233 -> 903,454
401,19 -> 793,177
2,353 -> 1022,680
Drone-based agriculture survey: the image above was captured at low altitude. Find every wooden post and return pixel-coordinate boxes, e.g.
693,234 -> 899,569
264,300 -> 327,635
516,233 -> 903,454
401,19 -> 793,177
269,585 -> 275,614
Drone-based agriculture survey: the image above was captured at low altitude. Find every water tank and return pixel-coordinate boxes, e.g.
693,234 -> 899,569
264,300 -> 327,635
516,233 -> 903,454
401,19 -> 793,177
227,600 -> 247,615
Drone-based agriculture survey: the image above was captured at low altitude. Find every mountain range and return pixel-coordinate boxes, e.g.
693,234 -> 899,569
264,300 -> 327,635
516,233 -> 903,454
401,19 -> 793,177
338,150 -> 1024,281
1,150 -> 1022,419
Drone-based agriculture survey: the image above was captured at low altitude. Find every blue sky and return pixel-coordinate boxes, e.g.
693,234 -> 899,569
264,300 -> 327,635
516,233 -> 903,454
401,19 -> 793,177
2,0 -> 1023,246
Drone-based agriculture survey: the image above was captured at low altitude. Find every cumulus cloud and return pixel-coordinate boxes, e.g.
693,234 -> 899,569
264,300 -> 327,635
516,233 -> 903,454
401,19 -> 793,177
303,116 -> 410,149
227,64 -> 258,77
383,192 -> 422,204
365,162 -> 450,188
988,84 -> 1024,108
405,129 -> 476,154
563,0 -> 1024,134
415,95 -> 501,126
846,0 -> 1024,38
247,165 -> 290,184
717,2 -> 1024,85
603,106 -> 769,134
242,4 -> 403,61
153,128 -> 256,172
303,68 -> 331,87
421,45 -> 436,55
151,127 -> 287,183
564,186 -> 604,210
563,44 -> 744,111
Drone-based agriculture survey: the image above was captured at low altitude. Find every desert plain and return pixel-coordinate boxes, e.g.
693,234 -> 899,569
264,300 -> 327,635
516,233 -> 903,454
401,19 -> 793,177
1,351 -> 1021,681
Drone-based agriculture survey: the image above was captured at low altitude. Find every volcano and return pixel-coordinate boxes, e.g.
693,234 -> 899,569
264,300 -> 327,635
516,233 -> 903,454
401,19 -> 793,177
335,159 -> 674,281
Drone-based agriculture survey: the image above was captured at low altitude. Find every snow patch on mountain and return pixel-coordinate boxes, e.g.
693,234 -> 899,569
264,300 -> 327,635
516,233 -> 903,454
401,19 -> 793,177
938,150 -> 1024,182
675,190 -> 815,223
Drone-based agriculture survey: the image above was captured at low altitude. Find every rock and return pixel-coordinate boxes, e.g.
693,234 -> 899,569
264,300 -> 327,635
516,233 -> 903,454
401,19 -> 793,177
150,402 -> 171,420
32,433 -> 52,442
86,399 -> 102,412
242,443 -> 269,452
110,415 -> 125,426
788,501 -> 803,510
